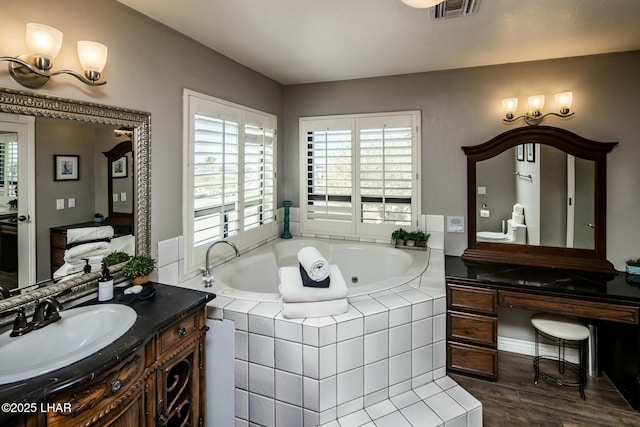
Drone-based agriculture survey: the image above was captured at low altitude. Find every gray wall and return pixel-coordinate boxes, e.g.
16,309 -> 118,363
282,52 -> 640,270
0,0 -> 284,262
2,1 -> 638,272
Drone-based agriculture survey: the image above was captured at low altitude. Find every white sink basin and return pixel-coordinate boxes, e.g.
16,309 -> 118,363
0,304 -> 137,385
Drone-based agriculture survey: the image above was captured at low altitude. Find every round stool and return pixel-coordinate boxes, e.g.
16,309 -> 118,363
531,313 -> 590,399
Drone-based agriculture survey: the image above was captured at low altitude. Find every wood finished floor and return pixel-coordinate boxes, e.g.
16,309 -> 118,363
450,351 -> 640,427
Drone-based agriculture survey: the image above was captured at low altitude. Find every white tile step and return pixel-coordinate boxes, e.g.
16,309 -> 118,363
319,376 -> 482,427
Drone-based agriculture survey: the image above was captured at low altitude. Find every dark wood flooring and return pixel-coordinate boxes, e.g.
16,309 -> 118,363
450,351 -> 640,427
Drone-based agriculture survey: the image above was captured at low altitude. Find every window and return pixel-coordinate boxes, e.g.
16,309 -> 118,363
184,90 -> 276,272
300,111 -> 420,239
0,136 -> 18,197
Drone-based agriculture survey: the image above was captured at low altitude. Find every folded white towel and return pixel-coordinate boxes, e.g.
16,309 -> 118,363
280,298 -> 348,319
297,246 -> 329,281
279,265 -> 348,303
66,226 -> 114,245
110,234 -> 135,254
53,255 -> 105,280
64,241 -> 111,263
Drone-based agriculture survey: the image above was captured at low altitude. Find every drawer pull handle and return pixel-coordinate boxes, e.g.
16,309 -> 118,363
111,379 -> 122,393
178,327 -> 187,338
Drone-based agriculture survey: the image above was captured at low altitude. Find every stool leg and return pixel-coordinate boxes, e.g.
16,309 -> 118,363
579,340 -> 586,400
534,329 -> 540,384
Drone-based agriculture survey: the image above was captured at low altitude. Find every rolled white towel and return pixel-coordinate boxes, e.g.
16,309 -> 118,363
297,246 -> 329,282
279,265 -> 348,303
66,226 -> 114,245
280,298 -> 348,319
511,213 -> 525,225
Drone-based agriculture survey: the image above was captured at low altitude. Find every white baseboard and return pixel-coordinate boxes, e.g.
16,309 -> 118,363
498,336 -> 579,363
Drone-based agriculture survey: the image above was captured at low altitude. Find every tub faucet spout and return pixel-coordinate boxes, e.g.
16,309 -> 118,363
202,240 -> 240,287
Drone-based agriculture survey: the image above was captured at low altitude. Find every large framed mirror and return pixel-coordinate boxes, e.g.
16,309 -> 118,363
462,126 -> 616,273
0,87 -> 150,311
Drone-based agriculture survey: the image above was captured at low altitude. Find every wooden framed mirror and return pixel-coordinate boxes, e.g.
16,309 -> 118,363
462,126 -> 617,273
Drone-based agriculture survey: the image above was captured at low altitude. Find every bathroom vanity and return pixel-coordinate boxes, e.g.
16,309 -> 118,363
445,256 -> 640,410
0,283 -> 214,426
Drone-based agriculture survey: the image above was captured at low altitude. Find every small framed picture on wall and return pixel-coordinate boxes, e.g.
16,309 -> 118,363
526,143 -> 535,162
54,155 -> 79,181
516,144 -> 524,161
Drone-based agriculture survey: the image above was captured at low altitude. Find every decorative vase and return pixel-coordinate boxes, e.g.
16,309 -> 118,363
281,200 -> 292,239
132,275 -> 149,286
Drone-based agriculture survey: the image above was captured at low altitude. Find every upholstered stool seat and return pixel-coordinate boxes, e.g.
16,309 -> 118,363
531,313 -> 590,399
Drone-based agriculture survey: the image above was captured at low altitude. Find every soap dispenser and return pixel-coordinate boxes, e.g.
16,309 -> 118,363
98,261 -> 114,301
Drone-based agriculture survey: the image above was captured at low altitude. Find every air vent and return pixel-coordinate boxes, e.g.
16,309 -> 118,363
430,0 -> 480,20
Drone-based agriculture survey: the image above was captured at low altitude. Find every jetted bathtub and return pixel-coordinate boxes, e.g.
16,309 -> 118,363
209,238 -> 430,302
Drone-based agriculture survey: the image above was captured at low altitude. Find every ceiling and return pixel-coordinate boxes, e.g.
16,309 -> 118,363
117,0 -> 640,85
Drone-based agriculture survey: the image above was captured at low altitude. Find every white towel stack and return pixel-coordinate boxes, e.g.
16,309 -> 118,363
278,261 -> 349,319
53,226 -> 115,281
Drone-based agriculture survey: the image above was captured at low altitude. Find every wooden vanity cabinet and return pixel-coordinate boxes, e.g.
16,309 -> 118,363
20,306 -> 207,427
446,283 -> 498,379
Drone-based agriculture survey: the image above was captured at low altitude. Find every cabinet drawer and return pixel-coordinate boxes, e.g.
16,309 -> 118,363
159,311 -> 199,355
447,311 -> 497,347
47,347 -> 145,427
447,284 -> 497,315
447,341 -> 497,379
50,232 -> 67,249
499,291 -> 640,324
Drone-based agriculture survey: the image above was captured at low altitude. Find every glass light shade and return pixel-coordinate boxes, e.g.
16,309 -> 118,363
77,41 -> 108,73
502,98 -> 518,115
401,0 -> 444,8
527,95 -> 545,113
25,23 -> 63,60
554,92 -> 573,112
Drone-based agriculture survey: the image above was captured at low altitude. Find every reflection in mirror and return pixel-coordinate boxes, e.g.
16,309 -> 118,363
475,144 -> 595,249
462,126 -> 617,273
0,87 -> 150,312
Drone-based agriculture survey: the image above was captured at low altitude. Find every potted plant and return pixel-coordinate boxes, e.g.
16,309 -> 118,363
391,228 -> 408,246
102,250 -> 131,267
626,258 -> 640,276
405,231 -> 417,247
415,230 -> 431,248
122,255 -> 156,285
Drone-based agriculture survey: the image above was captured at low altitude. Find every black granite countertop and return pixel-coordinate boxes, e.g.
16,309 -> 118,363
0,282 -> 214,421
446,256 -> 640,305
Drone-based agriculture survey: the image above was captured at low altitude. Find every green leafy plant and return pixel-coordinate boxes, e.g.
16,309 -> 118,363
122,255 -> 156,279
414,230 -> 430,242
626,258 -> 640,267
391,228 -> 408,241
102,250 -> 131,267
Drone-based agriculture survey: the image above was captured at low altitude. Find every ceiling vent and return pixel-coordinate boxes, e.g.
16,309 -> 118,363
430,0 -> 480,20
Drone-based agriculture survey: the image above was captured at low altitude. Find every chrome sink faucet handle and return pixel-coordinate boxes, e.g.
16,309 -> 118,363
31,297 -> 63,329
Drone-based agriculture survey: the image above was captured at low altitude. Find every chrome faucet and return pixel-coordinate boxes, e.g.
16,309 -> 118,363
201,240 -> 240,287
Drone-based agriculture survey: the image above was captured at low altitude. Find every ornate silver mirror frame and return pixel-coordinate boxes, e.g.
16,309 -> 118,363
0,87 -> 150,312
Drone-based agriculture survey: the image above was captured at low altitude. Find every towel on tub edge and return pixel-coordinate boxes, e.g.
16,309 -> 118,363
278,265 -> 348,303
297,246 -> 330,282
280,298 -> 348,319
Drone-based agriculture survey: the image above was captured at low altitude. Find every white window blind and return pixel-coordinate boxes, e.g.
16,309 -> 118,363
300,112 -> 420,239
184,90 -> 277,273
0,139 -> 18,196
243,114 -> 275,232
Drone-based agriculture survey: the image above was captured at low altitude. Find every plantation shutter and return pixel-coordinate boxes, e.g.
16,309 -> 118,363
191,102 -> 240,248
243,111 -> 276,242
358,116 -> 414,228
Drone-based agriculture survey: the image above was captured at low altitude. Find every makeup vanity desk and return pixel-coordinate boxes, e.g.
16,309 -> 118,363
445,256 -> 640,410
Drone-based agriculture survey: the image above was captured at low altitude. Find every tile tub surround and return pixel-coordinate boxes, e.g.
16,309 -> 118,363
207,249 -> 482,426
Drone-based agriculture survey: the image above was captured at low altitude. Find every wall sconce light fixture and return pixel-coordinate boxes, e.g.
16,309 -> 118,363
502,92 -> 574,126
1,23 -> 108,89
400,0 -> 444,8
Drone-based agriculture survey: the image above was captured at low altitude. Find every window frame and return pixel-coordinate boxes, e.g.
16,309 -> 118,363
183,89 -> 277,274
299,111 -> 421,240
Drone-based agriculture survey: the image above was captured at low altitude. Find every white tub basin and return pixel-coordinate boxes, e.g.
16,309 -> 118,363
0,304 -> 137,385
